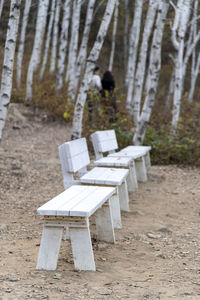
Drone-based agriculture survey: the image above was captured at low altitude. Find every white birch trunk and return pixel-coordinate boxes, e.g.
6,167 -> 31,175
40,0 -> 56,79
133,0 -> 169,145
125,0 -> 143,108
71,0 -> 96,97
66,0 -> 82,100
66,0 -> 82,84
71,0 -> 116,139
56,0 -> 71,90
50,0 -> 61,73
188,52 -> 200,102
0,0 -> 21,142
25,0 -> 49,102
164,68 -> 175,113
171,0 -> 191,129
108,0 -> 119,72
131,0 -> 158,125
123,0 -> 129,74
0,0 -> 5,19
188,0 -> 200,102
182,29 -> 200,81
16,0 -> 32,88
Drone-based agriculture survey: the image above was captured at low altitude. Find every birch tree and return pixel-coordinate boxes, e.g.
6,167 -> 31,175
0,0 -> 4,19
66,0 -> 82,84
16,0 -> 32,88
40,0 -> 56,79
123,0 -> 129,73
56,0 -> 71,90
0,0 -> 21,142
125,0 -> 143,108
133,0 -> 169,144
171,0 -> 191,129
50,0 -> 61,73
108,0 -> 119,72
188,0 -> 200,102
188,52 -> 200,102
71,0 -> 116,140
131,0 -> 159,125
70,0 -> 96,97
25,0 -> 49,103
164,68 -> 175,113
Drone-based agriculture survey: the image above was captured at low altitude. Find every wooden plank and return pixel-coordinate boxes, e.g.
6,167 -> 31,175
37,185 -> 115,217
108,151 -> 145,159
80,167 -> 128,186
36,226 -> 63,270
63,138 -> 89,158
94,130 -> 118,153
37,186 -> 98,216
123,145 -> 152,152
59,138 -> 90,172
94,156 -> 132,167
69,187 -> 116,217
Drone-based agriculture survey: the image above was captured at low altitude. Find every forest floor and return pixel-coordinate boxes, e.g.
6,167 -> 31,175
0,103 -> 200,300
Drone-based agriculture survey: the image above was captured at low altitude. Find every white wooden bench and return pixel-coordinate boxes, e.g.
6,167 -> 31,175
91,130 -> 151,182
93,156 -> 138,192
58,138 -> 130,229
36,185 -> 116,271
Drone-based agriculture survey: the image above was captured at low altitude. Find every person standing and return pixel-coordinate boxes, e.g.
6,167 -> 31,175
87,66 -> 102,121
101,70 -> 117,121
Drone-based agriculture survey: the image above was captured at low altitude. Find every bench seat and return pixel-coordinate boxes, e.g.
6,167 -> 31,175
119,146 -> 151,172
59,138 -> 131,230
91,130 -> 152,183
93,156 -> 138,192
80,167 -> 128,186
108,150 -> 147,182
36,185 -> 116,271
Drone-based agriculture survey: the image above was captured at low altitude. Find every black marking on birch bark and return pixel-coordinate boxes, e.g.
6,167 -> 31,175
8,39 -> 15,43
2,94 -> 9,100
3,65 -> 11,71
87,59 -> 96,64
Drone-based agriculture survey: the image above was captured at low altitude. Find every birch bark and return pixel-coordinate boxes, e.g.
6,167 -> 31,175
188,0 -> 198,103
25,0 -> 49,102
71,0 -> 116,140
71,0 -> 96,98
40,0 -> 56,79
133,0 -> 169,145
16,0 -> 32,88
0,0 -> 4,19
125,0 -> 143,108
131,0 -> 158,125
0,0 -> 21,142
171,0 -> 191,129
123,0 -> 129,74
164,68 -> 175,113
188,52 -> 200,102
56,0 -> 71,90
108,0 -> 119,72
66,0 -> 82,85
50,0 -> 61,73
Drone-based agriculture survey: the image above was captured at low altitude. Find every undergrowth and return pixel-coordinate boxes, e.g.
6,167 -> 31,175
10,76 -> 200,167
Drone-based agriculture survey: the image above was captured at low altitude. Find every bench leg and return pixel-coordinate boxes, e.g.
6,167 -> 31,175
127,162 -> 138,192
118,180 -> 130,212
109,192 -> 122,229
36,225 -> 63,270
69,219 -> 96,271
95,201 -> 115,243
135,157 -> 147,182
144,152 -> 151,173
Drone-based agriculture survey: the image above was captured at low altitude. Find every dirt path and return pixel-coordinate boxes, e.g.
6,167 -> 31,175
0,103 -> 200,300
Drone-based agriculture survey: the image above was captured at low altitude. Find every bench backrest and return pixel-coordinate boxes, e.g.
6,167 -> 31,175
91,130 -> 118,159
59,138 -> 90,188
